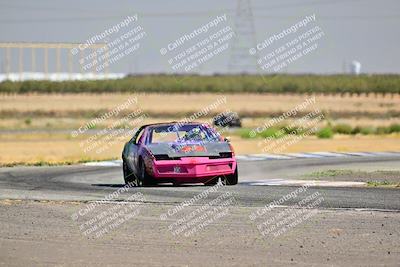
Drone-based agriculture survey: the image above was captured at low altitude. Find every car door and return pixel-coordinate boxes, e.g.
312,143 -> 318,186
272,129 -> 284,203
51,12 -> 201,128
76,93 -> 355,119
125,126 -> 146,174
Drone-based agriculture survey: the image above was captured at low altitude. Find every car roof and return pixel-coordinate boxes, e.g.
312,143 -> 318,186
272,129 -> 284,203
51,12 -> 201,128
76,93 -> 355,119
143,121 -> 208,129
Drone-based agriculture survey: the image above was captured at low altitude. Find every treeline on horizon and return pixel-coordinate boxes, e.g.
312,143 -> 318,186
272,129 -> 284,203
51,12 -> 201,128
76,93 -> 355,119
0,74 -> 399,95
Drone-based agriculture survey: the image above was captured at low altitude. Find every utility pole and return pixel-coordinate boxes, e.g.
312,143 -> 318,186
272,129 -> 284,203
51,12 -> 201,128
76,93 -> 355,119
228,0 -> 258,74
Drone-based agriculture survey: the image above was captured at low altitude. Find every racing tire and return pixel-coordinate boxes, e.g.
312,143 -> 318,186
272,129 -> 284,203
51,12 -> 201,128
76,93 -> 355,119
139,158 -> 156,187
123,159 -> 135,185
225,167 -> 238,185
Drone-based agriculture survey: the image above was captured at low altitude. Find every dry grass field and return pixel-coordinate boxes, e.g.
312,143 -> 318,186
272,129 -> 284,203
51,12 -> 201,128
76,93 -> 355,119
0,93 -> 399,164
1,93 -> 399,130
1,93 -> 400,118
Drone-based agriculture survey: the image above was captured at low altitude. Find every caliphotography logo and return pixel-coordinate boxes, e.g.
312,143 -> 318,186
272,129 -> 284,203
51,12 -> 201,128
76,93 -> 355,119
252,13 -> 327,87
159,183 -> 237,237
159,13 -> 235,83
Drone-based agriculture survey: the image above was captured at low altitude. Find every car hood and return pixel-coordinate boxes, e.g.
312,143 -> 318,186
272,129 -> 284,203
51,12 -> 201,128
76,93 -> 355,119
145,142 -> 232,158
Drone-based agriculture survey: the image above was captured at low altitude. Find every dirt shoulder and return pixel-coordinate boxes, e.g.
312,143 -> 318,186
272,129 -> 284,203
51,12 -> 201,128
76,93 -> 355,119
0,201 -> 399,266
303,169 -> 400,188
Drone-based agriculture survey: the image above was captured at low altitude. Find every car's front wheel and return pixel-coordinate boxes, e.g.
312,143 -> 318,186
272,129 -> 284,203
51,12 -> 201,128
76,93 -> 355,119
123,160 -> 135,185
139,159 -> 156,186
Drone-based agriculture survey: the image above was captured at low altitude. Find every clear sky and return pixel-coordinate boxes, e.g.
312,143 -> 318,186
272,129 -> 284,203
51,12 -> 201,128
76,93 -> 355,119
0,0 -> 399,75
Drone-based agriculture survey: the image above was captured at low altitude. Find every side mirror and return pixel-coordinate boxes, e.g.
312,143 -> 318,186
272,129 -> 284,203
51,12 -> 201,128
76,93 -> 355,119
224,137 -> 231,142
131,137 -> 140,145
130,137 -> 137,145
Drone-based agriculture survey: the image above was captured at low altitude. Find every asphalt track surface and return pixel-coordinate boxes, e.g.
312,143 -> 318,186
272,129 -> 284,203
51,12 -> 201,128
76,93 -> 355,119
1,155 -> 399,210
1,155 -> 400,266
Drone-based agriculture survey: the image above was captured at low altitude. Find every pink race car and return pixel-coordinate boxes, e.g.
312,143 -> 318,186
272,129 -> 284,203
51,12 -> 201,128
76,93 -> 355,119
122,122 -> 238,186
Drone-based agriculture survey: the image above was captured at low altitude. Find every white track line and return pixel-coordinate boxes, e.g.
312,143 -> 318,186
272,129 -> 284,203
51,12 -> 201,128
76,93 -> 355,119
246,153 -> 293,160
305,152 -> 347,157
341,152 -> 375,157
241,179 -> 366,187
84,160 -> 122,167
284,153 -> 325,158
368,151 -> 400,156
235,155 -> 266,161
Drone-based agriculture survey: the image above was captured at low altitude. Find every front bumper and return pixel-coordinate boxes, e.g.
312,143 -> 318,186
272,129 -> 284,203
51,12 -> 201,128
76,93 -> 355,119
151,156 -> 236,180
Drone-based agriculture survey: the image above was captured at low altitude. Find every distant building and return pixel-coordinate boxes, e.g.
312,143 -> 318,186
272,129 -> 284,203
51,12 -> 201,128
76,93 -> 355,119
350,60 -> 361,75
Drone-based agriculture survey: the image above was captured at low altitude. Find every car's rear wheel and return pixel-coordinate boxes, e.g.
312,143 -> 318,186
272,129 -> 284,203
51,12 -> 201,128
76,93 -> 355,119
139,159 -> 156,186
225,167 -> 238,185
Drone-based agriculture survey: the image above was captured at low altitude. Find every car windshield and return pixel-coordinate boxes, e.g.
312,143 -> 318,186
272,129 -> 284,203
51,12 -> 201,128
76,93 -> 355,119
148,124 -> 220,144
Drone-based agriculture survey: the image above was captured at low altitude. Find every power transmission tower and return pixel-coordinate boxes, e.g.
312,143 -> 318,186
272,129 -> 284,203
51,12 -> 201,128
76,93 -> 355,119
228,0 -> 258,74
